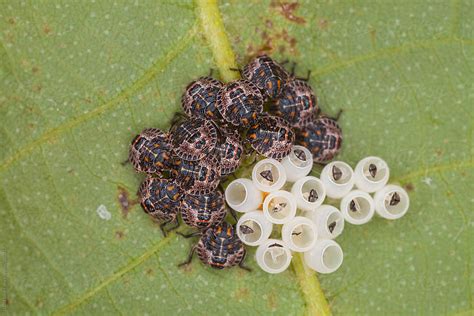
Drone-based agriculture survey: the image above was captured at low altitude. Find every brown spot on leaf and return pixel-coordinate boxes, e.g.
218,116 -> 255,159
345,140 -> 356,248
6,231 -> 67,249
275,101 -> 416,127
318,19 -> 329,29
20,59 -> 30,67
404,183 -> 414,192
32,84 -> 42,93
43,24 -> 52,35
267,291 -> 278,310
146,268 -> 154,276
32,66 -> 40,74
369,27 -> 377,48
271,0 -> 306,24
181,263 -> 193,273
115,230 -> 125,239
234,287 -> 250,301
36,299 -> 44,308
247,28 -> 299,58
8,17 -> 16,25
117,186 -> 137,218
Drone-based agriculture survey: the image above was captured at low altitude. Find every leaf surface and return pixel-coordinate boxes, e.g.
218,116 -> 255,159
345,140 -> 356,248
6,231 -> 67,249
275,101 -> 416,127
0,0 -> 472,315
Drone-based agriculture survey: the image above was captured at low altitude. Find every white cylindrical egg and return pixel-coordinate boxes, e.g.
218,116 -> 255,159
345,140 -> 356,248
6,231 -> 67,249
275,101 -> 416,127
236,211 -> 273,246
320,161 -> 355,199
340,190 -> 375,225
281,216 -> 317,252
225,178 -> 263,213
252,158 -> 287,192
262,190 -> 297,224
373,185 -> 410,220
305,205 -> 344,239
255,239 -> 293,274
291,176 -> 326,212
354,156 -> 390,193
304,239 -> 343,274
281,145 -> 313,182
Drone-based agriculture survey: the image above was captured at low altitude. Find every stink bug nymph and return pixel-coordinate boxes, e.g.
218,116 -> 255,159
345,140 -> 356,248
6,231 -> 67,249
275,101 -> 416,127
170,117 -> 217,161
138,176 -> 182,235
271,79 -> 319,128
178,222 -> 250,270
181,76 -> 224,121
247,115 -> 295,160
128,128 -> 174,175
242,54 -> 290,100
174,155 -> 222,195
296,114 -> 343,163
215,126 -> 244,176
217,79 -> 264,126
180,191 -> 226,230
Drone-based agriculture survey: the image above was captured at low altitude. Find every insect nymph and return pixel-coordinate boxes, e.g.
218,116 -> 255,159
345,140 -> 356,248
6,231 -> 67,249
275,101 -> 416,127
178,222 -> 250,270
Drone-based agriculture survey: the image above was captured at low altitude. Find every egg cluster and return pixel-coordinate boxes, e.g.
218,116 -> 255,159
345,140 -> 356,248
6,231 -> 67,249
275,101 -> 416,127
226,152 -> 410,274
126,54 -> 399,271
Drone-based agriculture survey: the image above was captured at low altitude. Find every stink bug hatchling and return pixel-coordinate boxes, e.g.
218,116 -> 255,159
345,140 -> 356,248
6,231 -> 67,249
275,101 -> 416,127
215,126 -> 244,176
270,78 -> 319,128
217,79 -> 264,126
179,222 -> 249,270
138,176 -> 182,235
174,155 -> 222,195
170,117 -> 217,161
180,190 -> 226,230
296,115 -> 343,163
247,115 -> 295,160
128,128 -> 173,174
242,54 -> 290,100
181,76 -> 224,121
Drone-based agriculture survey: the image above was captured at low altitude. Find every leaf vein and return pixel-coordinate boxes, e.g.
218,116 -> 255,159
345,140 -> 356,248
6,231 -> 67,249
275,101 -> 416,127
52,234 -> 175,315
0,23 -> 198,174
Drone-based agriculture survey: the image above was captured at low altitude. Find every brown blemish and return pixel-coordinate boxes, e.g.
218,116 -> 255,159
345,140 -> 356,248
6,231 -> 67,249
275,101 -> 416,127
32,84 -> 42,93
115,230 -> 125,239
369,27 -> 377,49
267,291 -> 278,310
435,149 -> 443,157
32,66 -> 40,74
117,186 -> 137,218
43,24 -> 52,35
5,298 -> 10,305
404,183 -> 414,192
146,268 -> 154,276
271,0 -> 306,24
318,19 -> 329,30
234,287 -> 250,300
36,299 -> 44,308
181,263 -> 193,273
8,17 -> 16,25
247,28 -> 299,58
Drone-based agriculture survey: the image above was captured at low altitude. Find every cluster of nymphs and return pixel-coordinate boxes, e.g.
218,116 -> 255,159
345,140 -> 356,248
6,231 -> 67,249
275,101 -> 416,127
127,55 -> 345,270
226,154 -> 410,274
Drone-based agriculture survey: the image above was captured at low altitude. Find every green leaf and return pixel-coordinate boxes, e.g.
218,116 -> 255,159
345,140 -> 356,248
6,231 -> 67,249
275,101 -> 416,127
0,0 -> 472,315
